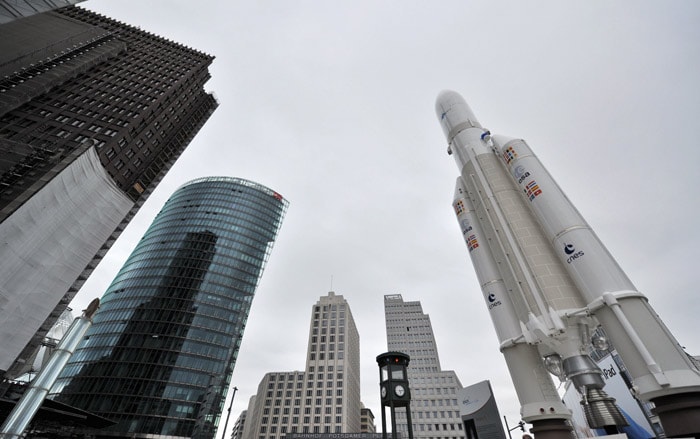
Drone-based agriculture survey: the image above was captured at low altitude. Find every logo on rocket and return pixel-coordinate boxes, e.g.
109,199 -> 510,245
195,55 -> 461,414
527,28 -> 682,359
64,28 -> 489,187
460,219 -> 472,235
502,146 -> 517,164
564,243 -> 585,263
454,200 -> 465,215
487,292 -> 502,309
466,234 -> 479,252
513,165 -> 532,184
524,180 -> 542,201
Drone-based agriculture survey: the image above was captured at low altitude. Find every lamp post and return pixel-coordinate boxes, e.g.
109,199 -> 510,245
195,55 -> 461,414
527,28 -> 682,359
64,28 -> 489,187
503,415 -> 526,439
220,386 -> 238,439
377,352 -> 413,439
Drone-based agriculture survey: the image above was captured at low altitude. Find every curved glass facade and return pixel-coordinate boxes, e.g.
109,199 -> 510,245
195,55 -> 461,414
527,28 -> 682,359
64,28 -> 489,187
51,177 -> 288,439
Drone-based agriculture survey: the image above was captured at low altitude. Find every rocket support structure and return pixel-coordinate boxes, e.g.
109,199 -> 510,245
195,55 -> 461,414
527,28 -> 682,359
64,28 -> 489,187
436,90 -> 700,437
0,299 -> 100,438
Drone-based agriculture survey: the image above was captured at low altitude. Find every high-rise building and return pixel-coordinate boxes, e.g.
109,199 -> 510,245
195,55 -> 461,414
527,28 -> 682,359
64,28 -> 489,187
50,177 -> 288,439
0,6 -> 217,378
242,292 -> 362,439
384,294 -> 466,439
0,0 -> 85,23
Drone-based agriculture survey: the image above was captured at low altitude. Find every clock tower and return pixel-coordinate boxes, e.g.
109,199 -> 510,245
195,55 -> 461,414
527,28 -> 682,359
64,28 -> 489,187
376,351 -> 413,439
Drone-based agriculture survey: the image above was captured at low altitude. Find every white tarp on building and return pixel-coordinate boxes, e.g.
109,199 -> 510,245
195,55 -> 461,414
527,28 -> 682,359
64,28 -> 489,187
0,146 -> 133,372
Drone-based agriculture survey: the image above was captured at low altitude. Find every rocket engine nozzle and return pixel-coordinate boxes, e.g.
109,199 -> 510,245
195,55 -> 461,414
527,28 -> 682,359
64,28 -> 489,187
581,387 -> 629,429
562,355 -> 628,429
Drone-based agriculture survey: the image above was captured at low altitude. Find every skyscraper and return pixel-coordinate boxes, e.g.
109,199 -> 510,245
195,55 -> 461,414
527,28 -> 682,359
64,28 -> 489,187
0,6 -> 217,378
51,177 -> 288,439
384,294 -> 466,439
242,292 -> 363,438
0,0 -> 85,23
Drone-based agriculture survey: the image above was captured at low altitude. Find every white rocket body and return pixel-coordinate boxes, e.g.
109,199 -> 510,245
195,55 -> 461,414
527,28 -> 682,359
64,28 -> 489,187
453,178 -> 570,421
436,90 -> 700,434
492,135 -> 700,400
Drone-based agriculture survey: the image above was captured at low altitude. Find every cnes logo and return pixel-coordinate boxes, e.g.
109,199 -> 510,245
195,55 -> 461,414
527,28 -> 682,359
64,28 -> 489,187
564,243 -> 584,264
487,292 -> 502,310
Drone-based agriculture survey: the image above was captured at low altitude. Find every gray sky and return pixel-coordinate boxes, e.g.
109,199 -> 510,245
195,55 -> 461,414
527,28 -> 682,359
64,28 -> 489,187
70,0 -> 700,435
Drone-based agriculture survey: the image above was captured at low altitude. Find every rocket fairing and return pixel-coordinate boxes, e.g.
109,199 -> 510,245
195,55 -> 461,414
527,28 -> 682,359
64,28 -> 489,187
437,90 -> 700,436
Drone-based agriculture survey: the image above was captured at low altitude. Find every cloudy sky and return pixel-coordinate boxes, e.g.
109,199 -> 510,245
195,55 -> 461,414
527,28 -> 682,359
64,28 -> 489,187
69,0 -> 700,435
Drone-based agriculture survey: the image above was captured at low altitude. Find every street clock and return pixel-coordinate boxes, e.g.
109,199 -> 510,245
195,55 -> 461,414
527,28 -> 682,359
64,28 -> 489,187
376,351 -> 413,439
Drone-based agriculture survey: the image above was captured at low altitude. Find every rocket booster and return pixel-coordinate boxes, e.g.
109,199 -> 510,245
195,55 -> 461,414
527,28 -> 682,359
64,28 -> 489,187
453,177 -> 570,422
437,90 -> 700,436
492,135 -> 700,399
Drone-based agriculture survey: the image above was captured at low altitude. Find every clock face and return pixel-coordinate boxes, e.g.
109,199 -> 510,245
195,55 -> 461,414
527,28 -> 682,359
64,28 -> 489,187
394,384 -> 405,397
381,386 -> 387,398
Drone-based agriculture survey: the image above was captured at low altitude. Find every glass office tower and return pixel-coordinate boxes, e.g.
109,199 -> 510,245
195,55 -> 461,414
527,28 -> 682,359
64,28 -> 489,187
51,177 -> 288,439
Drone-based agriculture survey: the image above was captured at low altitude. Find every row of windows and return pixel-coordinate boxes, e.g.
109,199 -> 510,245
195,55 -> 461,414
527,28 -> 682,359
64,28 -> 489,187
166,194 -> 285,226
121,245 -> 265,276
133,224 -> 275,255
309,343 -> 345,352
411,398 -> 460,408
308,352 -> 345,361
109,267 -> 259,290
396,422 -> 463,433
169,184 -> 285,215
259,425 -> 342,436
98,294 -> 248,318
397,409 -> 461,419
263,397 -> 343,408
266,388 -> 343,399
170,204 -> 280,229
262,406 -> 341,416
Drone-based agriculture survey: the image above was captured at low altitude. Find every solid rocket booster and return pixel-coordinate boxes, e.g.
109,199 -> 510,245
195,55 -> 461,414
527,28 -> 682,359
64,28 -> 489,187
492,135 -> 700,400
437,90 -> 700,436
453,178 -> 570,422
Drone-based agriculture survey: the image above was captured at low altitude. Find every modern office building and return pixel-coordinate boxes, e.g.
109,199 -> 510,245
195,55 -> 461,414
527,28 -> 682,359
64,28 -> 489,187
360,406 -> 376,433
384,294 -> 466,439
0,0 -> 85,23
242,292 -> 363,439
231,410 -> 247,439
50,177 -> 288,439
0,6 -> 217,378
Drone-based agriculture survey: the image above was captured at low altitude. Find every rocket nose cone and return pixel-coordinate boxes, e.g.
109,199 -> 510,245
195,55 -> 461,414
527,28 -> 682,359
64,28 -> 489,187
435,90 -> 482,142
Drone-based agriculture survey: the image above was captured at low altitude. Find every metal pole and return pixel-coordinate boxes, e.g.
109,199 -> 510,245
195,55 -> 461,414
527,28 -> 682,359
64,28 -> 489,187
405,406 -> 414,439
504,416 -> 513,439
381,405 -> 387,439
220,386 -> 238,439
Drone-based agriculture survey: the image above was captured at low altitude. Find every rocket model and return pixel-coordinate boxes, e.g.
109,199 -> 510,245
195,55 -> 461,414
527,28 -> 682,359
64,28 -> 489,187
436,91 -> 700,438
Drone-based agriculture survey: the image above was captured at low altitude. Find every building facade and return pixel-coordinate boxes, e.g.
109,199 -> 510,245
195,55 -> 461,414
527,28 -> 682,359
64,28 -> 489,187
51,177 -> 288,439
0,6 -> 217,378
360,407 -> 376,433
231,410 -> 247,439
384,294 -> 465,439
0,0 -> 85,23
242,292 -> 363,439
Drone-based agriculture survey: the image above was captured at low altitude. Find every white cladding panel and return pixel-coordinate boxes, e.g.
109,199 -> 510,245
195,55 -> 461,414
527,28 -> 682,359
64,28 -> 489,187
0,147 -> 133,372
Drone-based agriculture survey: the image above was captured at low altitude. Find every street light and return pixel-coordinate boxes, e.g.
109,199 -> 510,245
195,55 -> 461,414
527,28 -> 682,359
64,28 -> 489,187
220,386 -> 238,439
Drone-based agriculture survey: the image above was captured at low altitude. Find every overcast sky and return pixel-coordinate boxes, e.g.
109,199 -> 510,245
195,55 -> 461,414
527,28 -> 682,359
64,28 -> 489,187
69,1 -> 700,436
